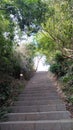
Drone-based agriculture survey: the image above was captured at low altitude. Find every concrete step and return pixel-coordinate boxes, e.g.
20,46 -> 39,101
18,96 -> 60,101
22,88 -> 56,91
0,120 -> 73,130
19,91 -> 58,95
7,111 -> 71,121
19,93 -> 59,97
20,92 -> 58,96
21,90 -> 57,94
19,94 -> 59,98
13,100 -> 63,106
24,87 -> 56,91
10,104 -> 66,113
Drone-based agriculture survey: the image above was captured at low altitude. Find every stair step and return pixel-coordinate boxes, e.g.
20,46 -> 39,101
18,96 -> 60,101
1,72 -> 71,130
22,88 -> 56,92
19,94 -> 58,98
7,111 -> 71,121
19,93 -> 58,96
10,104 -> 66,113
13,100 -> 63,106
0,120 -> 73,130
21,90 -> 57,94
24,88 -> 56,91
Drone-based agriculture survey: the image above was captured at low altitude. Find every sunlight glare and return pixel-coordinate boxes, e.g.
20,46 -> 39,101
34,56 -> 50,72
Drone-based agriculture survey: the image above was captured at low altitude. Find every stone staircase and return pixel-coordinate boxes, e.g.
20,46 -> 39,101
0,72 -> 73,130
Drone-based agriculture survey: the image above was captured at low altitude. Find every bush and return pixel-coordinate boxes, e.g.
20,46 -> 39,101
67,96 -> 73,104
50,63 -> 61,76
0,74 -> 27,121
50,52 -> 69,77
60,66 -> 73,105
55,52 -> 64,63
62,74 -> 73,93
0,75 -> 12,107
50,63 -> 66,77
13,64 -> 21,79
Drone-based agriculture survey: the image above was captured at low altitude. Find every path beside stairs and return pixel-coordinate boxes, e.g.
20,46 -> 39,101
0,71 -> 73,130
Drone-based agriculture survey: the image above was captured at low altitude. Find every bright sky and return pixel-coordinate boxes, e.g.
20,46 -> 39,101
34,56 -> 50,72
14,28 -> 50,72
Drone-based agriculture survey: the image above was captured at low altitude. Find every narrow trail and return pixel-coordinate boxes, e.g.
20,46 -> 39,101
0,72 -> 73,130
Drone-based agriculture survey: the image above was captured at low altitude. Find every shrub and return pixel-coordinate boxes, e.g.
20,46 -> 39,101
0,75 -> 12,107
0,74 -> 27,121
55,52 -> 64,63
50,52 -> 69,77
50,63 -> 61,75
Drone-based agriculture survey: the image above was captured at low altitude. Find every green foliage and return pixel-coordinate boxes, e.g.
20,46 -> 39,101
0,76 -> 27,121
59,63 -> 73,104
55,52 -> 64,63
15,43 -> 35,80
14,0 -> 48,31
61,66 -> 73,89
50,53 -> 73,105
11,56 -> 21,78
50,52 -> 68,76
0,0 -> 49,34
50,63 -> 61,75
0,0 -> 40,120
35,0 -> 73,60
0,80 -> 11,106
67,96 -> 73,104
61,75 -> 70,83
0,106 -> 8,121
